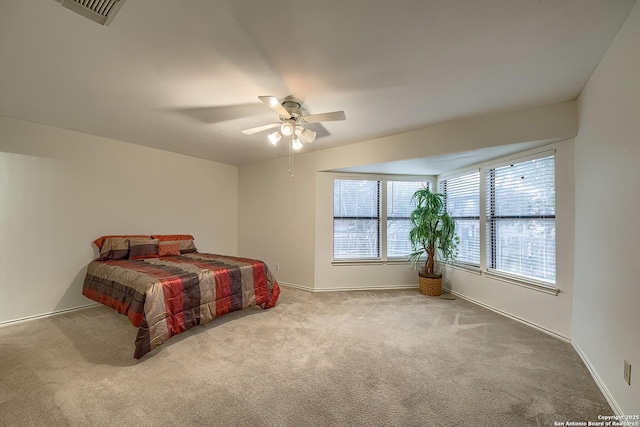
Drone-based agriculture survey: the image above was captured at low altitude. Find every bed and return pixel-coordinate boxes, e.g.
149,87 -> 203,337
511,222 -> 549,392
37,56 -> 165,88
82,235 -> 280,359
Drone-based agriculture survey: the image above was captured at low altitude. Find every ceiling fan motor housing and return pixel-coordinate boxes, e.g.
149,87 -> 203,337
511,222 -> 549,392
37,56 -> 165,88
281,96 -> 303,119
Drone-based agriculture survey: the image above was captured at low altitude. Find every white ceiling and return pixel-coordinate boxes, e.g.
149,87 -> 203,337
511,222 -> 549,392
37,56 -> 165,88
0,0 -> 636,169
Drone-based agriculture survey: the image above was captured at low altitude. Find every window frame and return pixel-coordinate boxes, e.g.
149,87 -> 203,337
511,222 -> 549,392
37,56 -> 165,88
485,151 -> 557,288
386,179 -> 432,261
332,175 -> 432,264
333,178 -> 381,261
439,169 -> 481,269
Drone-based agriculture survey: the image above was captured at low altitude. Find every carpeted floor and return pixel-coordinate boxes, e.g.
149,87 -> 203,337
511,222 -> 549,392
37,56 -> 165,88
0,287 -> 611,426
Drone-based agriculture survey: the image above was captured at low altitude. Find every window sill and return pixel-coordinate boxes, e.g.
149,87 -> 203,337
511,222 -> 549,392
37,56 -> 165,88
332,259 -> 384,266
484,271 -> 559,295
331,259 -> 412,266
441,262 -> 482,275
386,258 -> 412,265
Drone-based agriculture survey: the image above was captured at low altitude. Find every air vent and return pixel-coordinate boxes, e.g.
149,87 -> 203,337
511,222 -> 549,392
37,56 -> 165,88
58,0 -> 126,25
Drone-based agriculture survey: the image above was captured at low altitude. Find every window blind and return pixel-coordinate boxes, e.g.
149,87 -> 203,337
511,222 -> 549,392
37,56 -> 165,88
486,154 -> 556,284
440,171 -> 480,266
333,179 -> 380,259
387,181 -> 429,258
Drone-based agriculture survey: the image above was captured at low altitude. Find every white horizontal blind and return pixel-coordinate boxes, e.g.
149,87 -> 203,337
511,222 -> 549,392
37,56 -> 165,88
387,181 -> 429,258
486,155 -> 556,284
333,179 -> 380,259
440,171 -> 480,266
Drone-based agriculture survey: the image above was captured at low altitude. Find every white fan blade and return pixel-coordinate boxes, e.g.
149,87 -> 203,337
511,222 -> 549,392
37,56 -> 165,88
241,122 -> 281,135
258,96 -> 291,118
301,111 -> 346,123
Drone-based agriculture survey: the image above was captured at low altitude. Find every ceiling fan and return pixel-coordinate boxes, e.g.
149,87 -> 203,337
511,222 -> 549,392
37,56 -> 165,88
241,96 -> 346,149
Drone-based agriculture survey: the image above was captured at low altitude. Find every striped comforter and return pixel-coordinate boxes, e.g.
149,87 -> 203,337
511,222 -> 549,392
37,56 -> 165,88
82,253 -> 280,359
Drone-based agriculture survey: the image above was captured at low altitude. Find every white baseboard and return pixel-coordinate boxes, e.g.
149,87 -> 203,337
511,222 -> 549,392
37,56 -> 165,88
442,287 -> 570,343
278,281 -> 314,291
572,341 -> 623,416
0,303 -> 99,328
279,281 -> 419,293
314,285 -> 418,292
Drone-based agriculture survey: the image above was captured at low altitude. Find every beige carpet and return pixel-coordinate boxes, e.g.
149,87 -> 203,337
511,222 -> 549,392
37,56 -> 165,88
0,287 -> 611,426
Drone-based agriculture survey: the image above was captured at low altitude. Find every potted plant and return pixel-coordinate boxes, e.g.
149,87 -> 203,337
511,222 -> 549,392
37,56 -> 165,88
408,187 -> 458,296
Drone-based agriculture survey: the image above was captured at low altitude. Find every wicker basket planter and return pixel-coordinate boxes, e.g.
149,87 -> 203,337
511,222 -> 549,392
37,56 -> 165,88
419,272 -> 442,296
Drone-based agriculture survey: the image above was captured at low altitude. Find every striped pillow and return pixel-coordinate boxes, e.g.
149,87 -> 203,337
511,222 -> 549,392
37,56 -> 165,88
128,238 -> 159,260
93,235 -> 150,250
178,239 -> 197,254
98,237 -> 130,260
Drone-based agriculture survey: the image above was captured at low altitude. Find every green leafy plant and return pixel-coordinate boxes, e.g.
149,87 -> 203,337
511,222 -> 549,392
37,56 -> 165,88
408,187 -> 459,276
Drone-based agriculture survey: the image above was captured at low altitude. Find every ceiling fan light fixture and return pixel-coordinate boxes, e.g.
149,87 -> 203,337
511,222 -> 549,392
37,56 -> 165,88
281,119 -> 295,136
301,128 -> 316,143
291,137 -> 303,150
268,131 -> 282,145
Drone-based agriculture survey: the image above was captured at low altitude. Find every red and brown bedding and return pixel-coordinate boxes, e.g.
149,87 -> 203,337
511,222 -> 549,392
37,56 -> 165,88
83,236 -> 280,359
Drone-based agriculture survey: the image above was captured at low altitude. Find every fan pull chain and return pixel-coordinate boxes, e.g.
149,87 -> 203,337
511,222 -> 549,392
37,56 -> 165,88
288,137 -> 294,178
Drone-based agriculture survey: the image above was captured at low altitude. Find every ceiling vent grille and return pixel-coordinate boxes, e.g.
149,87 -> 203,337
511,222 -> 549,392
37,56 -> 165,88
58,0 -> 126,25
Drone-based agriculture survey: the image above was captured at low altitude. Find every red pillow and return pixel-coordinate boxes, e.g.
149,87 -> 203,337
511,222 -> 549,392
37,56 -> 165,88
158,241 -> 181,257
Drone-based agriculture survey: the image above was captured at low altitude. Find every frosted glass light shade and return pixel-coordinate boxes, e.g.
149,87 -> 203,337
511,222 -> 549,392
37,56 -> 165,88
268,131 -> 281,145
281,119 -> 295,136
300,128 -> 316,143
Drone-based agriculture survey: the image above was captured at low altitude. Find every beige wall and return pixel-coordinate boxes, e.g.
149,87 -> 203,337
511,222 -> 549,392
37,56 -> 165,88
0,116 -> 238,323
573,2 -> 640,414
238,154 -> 316,289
